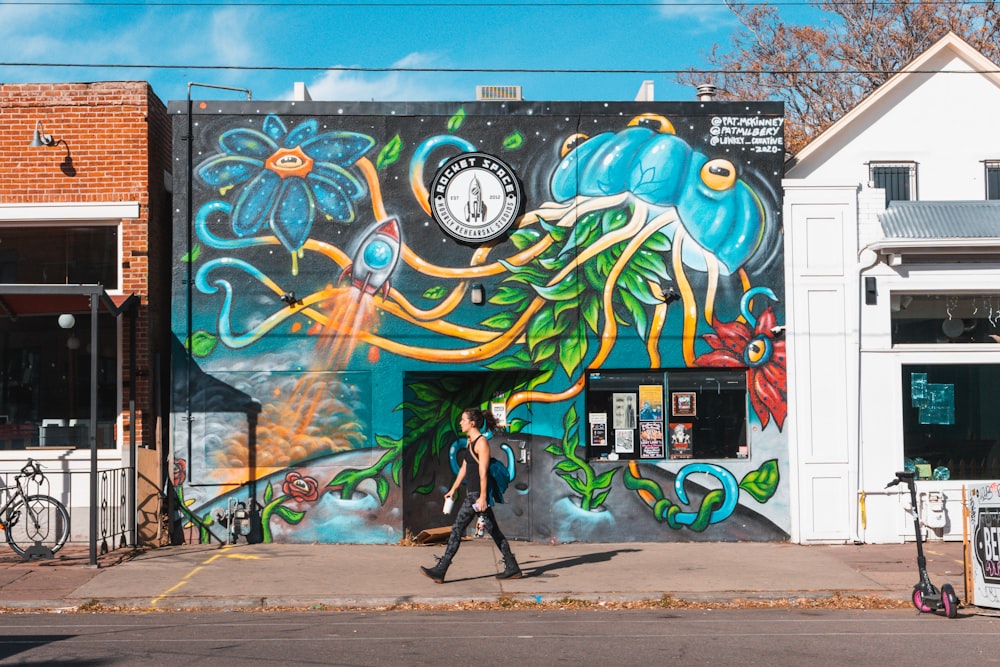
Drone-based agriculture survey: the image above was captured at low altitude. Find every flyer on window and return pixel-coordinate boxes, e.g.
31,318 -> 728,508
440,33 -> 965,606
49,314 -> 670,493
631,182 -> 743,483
615,428 -> 634,454
589,413 -> 607,447
671,391 -> 696,417
639,421 -> 665,458
639,385 -> 664,422
613,393 -> 637,430
668,421 -> 693,459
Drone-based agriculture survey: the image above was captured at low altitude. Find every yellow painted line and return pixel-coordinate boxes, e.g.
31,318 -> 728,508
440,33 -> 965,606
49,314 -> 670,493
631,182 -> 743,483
149,546 -> 265,606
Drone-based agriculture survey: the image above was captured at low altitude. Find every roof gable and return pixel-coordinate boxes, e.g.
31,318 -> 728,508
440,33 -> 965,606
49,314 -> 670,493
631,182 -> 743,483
786,32 -> 1000,174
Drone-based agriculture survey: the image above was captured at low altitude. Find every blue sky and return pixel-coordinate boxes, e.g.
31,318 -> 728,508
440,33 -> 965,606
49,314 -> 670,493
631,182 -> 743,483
1,1 -> 783,105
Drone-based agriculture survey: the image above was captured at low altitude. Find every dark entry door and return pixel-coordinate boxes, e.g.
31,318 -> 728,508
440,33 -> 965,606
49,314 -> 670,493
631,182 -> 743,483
400,370 -> 536,541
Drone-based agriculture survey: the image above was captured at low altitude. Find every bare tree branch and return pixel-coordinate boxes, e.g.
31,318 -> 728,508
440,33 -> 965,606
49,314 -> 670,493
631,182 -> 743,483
678,1 -> 1000,154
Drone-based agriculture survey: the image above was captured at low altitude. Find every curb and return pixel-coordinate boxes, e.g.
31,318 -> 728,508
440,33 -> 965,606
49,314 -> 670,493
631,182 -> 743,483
0,589 -> 913,613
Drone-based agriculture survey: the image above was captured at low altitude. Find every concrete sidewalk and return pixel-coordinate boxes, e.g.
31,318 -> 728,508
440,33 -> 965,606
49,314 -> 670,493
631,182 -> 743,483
0,538 -> 969,612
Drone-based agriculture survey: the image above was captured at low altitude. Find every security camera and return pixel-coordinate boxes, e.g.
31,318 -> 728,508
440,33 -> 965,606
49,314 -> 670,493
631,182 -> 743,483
770,326 -> 786,338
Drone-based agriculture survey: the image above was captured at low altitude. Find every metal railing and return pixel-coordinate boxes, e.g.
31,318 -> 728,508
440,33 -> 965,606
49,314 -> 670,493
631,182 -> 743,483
0,464 -> 134,555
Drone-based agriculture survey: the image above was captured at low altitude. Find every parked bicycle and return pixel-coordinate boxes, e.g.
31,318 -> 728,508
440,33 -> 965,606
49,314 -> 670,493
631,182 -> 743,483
0,459 -> 70,557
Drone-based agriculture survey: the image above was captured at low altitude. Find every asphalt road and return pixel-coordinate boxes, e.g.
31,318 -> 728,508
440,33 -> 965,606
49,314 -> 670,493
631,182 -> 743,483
1,608 -> 998,666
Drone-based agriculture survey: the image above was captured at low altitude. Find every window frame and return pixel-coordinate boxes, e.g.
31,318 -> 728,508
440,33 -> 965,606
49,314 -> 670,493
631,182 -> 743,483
869,161 -> 918,206
985,161 -> 1000,200
584,368 -> 750,462
0,220 -> 122,290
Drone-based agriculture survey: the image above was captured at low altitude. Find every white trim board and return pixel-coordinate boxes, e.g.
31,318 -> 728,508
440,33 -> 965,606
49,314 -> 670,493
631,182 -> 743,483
0,202 -> 139,221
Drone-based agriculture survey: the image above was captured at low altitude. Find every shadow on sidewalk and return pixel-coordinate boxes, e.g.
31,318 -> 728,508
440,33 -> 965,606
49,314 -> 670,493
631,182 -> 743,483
0,544 -> 140,569
523,548 -> 642,578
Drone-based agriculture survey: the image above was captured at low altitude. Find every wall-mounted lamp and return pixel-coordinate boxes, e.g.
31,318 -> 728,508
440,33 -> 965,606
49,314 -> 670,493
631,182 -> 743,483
470,284 -> 486,305
29,120 -> 57,148
57,313 -> 76,329
29,120 -> 75,176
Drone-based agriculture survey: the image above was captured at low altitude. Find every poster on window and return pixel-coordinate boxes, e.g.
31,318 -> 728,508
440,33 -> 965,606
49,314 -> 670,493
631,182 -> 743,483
615,429 -> 634,454
613,393 -> 637,430
668,422 -> 693,459
639,421 -> 665,458
671,391 -> 696,417
639,385 -> 664,422
589,413 -> 607,447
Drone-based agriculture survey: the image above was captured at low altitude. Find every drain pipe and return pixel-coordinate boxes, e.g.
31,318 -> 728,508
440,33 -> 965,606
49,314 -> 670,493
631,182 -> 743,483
854,241 -> 885,543
181,83 -> 251,524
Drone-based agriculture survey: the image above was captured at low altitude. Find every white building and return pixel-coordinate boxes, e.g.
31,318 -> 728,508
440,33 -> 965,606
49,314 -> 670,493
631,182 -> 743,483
784,32 -> 1000,543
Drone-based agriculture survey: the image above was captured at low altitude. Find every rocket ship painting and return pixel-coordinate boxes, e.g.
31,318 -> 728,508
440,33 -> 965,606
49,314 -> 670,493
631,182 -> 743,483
465,175 -> 486,224
340,217 -> 402,298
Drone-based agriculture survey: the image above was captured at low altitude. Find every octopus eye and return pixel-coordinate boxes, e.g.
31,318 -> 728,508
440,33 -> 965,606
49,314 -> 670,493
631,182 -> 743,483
701,159 -> 737,191
628,113 -> 676,134
560,133 -> 589,157
743,336 -> 772,367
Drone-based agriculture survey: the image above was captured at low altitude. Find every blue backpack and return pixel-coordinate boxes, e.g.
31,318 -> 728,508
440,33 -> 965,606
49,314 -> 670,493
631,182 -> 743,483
487,457 -> 509,504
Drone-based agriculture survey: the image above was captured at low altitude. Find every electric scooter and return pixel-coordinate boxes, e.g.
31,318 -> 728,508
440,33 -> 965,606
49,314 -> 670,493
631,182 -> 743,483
885,470 -> 959,618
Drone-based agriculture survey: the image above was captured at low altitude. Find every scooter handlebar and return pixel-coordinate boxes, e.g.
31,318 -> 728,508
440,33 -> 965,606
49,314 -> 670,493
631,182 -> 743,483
885,470 -> 916,489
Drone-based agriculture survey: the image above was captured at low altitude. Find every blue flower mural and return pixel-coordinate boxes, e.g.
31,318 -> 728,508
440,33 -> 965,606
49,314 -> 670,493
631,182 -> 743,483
196,114 -> 375,265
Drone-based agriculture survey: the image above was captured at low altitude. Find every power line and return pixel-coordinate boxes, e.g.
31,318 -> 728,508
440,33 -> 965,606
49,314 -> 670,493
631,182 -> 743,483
0,0 -> 998,6
2,61 -> 999,75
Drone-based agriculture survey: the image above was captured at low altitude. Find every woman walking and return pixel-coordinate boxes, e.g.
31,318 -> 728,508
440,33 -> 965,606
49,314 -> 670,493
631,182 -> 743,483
420,407 -> 522,583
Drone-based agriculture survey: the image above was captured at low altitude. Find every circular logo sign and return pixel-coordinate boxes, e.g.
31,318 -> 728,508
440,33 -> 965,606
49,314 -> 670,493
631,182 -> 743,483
430,152 -> 523,243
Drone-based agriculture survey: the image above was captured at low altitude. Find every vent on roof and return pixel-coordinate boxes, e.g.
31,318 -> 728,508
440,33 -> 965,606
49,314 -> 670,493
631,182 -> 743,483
476,85 -> 523,101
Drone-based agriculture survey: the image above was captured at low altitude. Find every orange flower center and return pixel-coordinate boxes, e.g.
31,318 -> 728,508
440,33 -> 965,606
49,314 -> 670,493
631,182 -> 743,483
265,145 -> 314,179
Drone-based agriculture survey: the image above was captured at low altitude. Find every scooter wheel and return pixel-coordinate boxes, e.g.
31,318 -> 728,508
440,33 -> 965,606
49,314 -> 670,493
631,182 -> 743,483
912,587 -> 932,613
941,584 -> 959,619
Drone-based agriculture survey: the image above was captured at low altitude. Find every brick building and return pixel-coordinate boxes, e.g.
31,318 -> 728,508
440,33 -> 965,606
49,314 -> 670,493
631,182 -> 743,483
0,82 -> 172,548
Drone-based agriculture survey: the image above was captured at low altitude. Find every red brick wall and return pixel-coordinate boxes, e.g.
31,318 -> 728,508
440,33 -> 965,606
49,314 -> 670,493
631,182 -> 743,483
0,81 -> 172,451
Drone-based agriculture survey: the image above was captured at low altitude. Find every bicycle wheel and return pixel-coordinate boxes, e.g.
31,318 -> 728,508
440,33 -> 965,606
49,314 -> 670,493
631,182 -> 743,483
5,495 -> 70,557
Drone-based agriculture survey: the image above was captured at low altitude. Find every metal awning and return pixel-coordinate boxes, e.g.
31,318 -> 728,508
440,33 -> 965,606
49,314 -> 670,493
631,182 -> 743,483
0,284 -> 137,319
871,201 -> 1000,260
881,200 -> 1000,239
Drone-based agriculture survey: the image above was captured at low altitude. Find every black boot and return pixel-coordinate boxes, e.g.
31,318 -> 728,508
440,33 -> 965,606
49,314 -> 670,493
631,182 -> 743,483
496,556 -> 522,580
420,557 -> 450,584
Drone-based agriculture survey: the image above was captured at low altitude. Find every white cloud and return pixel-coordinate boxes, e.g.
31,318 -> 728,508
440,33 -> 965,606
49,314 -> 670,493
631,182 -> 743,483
207,8 -> 259,67
303,52 -> 466,102
655,0 -> 735,33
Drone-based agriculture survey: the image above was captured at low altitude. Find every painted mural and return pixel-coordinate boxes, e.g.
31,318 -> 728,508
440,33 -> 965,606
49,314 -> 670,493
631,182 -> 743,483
170,100 -> 787,545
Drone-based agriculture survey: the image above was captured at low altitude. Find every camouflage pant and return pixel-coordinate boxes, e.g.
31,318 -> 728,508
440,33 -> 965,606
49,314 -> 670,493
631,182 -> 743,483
442,491 -> 516,566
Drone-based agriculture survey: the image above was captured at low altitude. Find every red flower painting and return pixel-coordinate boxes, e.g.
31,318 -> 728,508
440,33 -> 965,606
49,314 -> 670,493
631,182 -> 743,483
282,471 -> 320,502
695,306 -> 787,431
173,459 -> 187,487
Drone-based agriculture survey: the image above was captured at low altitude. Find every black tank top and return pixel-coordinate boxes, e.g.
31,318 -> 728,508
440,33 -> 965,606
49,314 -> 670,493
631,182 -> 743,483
463,435 -> 486,494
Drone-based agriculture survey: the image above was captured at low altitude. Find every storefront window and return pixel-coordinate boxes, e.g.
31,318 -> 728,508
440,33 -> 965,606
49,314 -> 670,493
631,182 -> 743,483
585,369 -> 748,461
892,293 -> 1000,344
902,364 -> 1000,480
0,225 -> 118,289
0,313 -> 117,449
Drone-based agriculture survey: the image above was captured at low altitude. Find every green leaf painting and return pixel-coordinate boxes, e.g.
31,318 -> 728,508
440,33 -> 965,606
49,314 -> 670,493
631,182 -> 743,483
376,134 -> 403,170
739,459 -> 780,503
186,330 -> 218,358
503,131 -> 524,150
447,108 -> 466,132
